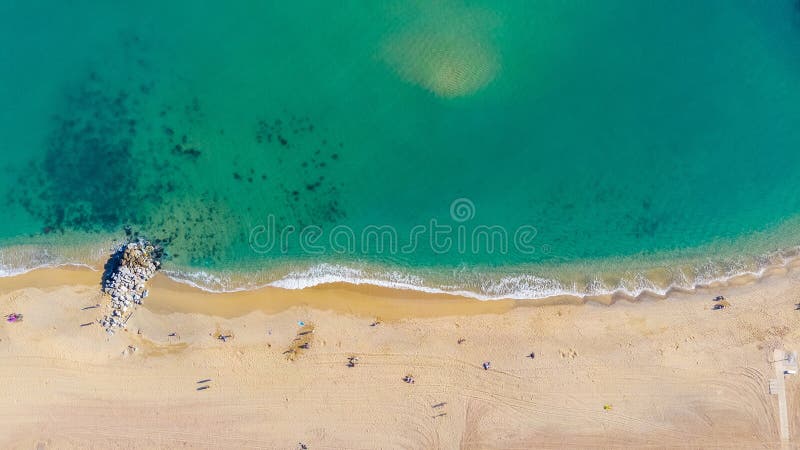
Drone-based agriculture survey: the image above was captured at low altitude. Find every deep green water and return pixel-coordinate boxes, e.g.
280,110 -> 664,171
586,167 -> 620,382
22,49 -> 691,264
2,1 -> 800,298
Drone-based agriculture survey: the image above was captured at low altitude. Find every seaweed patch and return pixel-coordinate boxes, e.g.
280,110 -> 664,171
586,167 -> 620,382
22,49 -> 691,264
255,113 -> 346,227
14,73 -> 149,233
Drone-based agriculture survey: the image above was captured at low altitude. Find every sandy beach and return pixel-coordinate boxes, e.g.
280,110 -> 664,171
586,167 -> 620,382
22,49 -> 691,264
2,265 -> 800,449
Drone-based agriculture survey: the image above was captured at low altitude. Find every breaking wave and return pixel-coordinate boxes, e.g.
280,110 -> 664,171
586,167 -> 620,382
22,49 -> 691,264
162,246 -> 800,301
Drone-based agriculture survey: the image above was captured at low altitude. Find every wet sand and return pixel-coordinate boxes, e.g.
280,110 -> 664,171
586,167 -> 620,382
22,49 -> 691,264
2,265 -> 800,448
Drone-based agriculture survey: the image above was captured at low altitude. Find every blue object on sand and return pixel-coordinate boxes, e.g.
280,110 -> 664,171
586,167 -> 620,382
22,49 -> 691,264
298,321 -> 305,326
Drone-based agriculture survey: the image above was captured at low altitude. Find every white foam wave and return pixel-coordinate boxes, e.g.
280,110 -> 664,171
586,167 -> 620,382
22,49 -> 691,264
0,246 -> 96,277
161,248 -> 800,301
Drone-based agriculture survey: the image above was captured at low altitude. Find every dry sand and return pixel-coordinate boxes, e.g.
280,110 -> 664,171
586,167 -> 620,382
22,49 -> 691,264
2,265 -> 800,449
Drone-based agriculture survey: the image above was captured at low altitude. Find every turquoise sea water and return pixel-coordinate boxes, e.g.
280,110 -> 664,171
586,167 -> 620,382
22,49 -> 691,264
2,1 -> 800,298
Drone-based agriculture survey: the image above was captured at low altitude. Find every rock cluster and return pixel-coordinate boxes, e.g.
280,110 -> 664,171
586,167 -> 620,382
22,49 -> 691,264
100,239 -> 163,334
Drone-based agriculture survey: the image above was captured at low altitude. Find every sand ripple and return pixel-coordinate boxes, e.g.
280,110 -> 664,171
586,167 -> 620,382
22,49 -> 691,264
380,1 -> 501,98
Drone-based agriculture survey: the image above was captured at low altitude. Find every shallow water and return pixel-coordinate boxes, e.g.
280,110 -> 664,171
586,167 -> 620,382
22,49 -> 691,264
2,1 -> 800,298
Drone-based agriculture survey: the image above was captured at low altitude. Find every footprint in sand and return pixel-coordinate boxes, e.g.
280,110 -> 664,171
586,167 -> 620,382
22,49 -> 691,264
559,348 -> 578,359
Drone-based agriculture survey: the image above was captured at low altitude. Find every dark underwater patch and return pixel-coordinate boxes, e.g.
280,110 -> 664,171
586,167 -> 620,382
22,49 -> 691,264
255,113 -> 346,228
14,74 -> 147,233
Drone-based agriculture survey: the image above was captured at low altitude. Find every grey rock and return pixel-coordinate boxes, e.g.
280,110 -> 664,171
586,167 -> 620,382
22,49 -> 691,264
100,239 -> 163,334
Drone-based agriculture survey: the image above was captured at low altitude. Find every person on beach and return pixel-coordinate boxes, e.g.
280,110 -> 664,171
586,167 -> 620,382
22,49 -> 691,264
482,361 -> 491,370
5,313 -> 22,323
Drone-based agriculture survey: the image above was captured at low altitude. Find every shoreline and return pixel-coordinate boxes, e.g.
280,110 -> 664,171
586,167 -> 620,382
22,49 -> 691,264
2,250 -> 800,313
3,216 -> 800,301
3,226 -> 800,301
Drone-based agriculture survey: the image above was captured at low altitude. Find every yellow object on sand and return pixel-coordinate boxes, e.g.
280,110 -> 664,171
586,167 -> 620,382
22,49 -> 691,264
604,404 -> 612,411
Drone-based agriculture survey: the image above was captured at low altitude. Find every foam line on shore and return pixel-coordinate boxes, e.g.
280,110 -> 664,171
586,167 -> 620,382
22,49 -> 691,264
161,255 -> 798,302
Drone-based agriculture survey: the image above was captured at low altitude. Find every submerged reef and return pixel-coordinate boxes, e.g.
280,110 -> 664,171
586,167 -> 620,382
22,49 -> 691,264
16,77 -> 145,233
10,32 -> 350,268
145,194 -> 241,267
10,33 -> 166,235
255,114 -> 346,228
